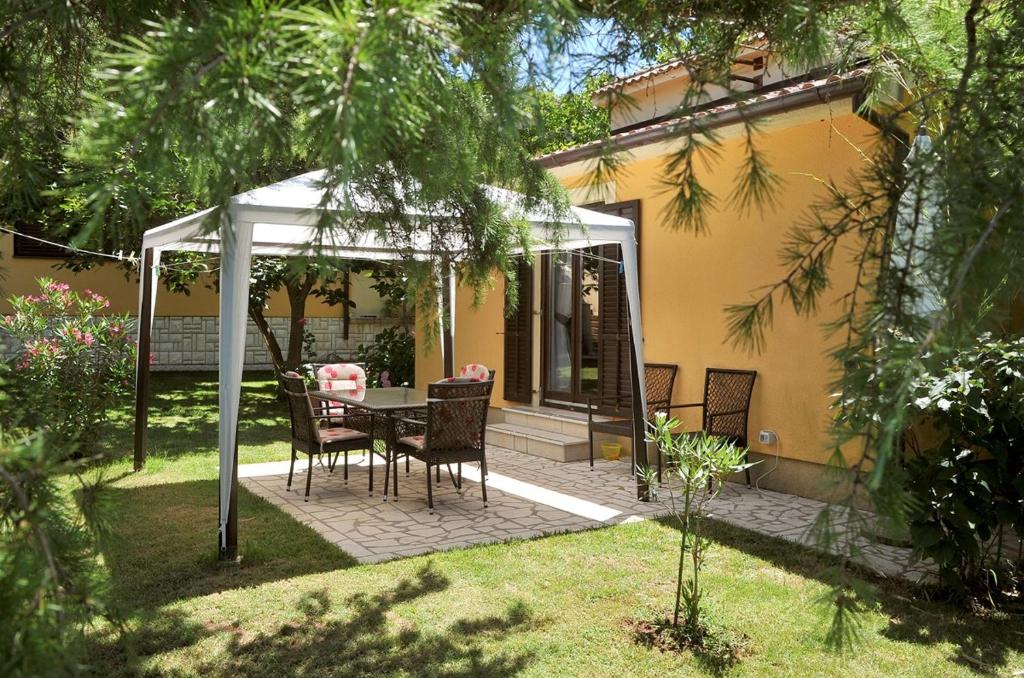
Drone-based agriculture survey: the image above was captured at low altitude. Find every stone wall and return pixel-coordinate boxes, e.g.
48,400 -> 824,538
1,315 -> 400,371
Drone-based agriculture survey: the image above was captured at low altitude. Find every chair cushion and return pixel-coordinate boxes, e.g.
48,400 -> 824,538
317,426 -> 368,443
316,363 -> 367,415
458,363 -> 490,381
282,370 -> 302,379
396,435 -> 426,450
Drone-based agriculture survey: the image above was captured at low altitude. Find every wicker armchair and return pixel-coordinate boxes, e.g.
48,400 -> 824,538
391,379 -> 494,513
668,368 -> 757,486
587,363 -> 680,474
279,372 -> 371,501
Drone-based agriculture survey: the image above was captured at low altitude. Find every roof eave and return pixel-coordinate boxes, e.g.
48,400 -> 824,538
539,73 -> 868,169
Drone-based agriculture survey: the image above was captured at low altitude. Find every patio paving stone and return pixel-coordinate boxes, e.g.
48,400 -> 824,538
240,445 -> 933,582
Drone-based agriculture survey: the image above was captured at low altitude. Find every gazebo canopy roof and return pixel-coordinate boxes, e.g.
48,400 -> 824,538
141,169 -> 635,257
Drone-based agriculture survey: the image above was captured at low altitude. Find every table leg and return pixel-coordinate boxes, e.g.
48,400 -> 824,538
368,413 -> 375,497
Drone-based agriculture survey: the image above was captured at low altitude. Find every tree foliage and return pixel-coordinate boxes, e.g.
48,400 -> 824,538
904,333 -> 1024,602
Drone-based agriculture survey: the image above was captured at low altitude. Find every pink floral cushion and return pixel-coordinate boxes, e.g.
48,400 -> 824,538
397,435 -> 426,450
458,363 -> 491,382
316,363 -> 367,415
316,427 -> 369,443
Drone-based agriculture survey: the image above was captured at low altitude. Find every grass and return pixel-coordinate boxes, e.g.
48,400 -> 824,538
79,372 -> 1023,676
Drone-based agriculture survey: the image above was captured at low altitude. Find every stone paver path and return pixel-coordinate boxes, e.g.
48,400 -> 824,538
240,446 -> 930,580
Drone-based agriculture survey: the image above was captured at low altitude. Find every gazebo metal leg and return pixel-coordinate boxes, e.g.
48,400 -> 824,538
344,450 -> 349,483
436,464 -> 441,486
383,448 -> 391,502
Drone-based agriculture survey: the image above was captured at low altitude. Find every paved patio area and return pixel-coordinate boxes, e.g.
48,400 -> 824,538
240,446 -> 930,581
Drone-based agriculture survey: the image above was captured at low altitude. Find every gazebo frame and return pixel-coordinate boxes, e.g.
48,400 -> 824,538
132,170 -> 648,560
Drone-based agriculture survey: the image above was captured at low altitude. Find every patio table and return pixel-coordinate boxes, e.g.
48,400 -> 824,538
309,387 -> 428,500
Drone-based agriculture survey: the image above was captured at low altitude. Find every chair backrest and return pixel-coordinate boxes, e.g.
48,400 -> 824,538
279,371 -> 317,444
644,363 -> 678,419
424,379 -> 494,454
702,368 -> 757,447
315,363 -> 367,400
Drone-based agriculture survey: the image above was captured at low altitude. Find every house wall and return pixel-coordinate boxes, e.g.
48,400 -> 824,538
417,99 -> 882,495
606,51 -> 805,132
0,233 -> 393,368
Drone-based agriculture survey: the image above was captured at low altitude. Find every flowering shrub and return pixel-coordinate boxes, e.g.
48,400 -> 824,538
1,279 -> 137,450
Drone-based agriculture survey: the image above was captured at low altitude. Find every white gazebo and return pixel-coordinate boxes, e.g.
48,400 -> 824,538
132,170 -> 648,560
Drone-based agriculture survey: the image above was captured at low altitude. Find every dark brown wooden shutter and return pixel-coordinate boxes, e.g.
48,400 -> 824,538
588,201 -> 640,410
503,256 -> 533,402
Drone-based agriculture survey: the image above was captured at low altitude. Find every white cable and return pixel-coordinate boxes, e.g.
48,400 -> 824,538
754,429 -> 782,495
0,225 -> 138,266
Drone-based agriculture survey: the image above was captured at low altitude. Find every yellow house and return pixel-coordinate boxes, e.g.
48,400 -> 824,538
0,230 -> 396,369
416,52 -> 883,501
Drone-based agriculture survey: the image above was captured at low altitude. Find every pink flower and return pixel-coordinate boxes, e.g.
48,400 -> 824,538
109,324 -> 123,336
148,352 -> 155,365
83,333 -> 94,347
298,317 -> 307,326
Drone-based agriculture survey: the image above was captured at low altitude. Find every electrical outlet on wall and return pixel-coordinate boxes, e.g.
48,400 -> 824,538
758,429 -> 778,445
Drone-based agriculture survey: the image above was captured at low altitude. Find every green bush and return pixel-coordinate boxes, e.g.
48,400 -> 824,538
0,369 -> 111,676
905,333 -> 1024,601
1,279 -> 137,450
355,327 -> 414,387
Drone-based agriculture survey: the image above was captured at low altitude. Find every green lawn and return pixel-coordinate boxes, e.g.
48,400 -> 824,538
81,372 -> 1024,676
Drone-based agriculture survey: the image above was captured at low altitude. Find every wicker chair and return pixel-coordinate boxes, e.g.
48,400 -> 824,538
587,363 -> 680,474
668,368 -> 758,486
392,379 -> 494,513
279,372 -> 372,501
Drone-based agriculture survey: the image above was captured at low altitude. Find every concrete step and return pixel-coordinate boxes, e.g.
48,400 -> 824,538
486,422 -> 591,463
501,405 -> 613,440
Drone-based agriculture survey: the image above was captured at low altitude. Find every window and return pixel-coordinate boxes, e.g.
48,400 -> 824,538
11,223 -> 67,258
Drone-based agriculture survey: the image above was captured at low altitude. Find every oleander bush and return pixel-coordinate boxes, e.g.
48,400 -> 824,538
1,278 -> 137,451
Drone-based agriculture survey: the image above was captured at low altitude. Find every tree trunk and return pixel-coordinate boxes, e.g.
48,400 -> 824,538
248,270 -> 319,374
284,272 -> 317,371
249,302 -> 286,373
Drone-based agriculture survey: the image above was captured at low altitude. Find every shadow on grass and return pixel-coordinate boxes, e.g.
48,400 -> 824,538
90,563 -> 537,676
203,564 -> 537,676
98,371 -> 288,459
97,479 -> 356,610
657,516 -> 1024,675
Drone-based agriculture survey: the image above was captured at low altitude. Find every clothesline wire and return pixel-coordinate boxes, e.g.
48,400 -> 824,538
0,225 -> 224,274
0,225 -> 139,267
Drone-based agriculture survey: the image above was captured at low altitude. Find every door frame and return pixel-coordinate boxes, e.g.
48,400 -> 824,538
539,250 -> 581,407
538,199 -> 640,411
